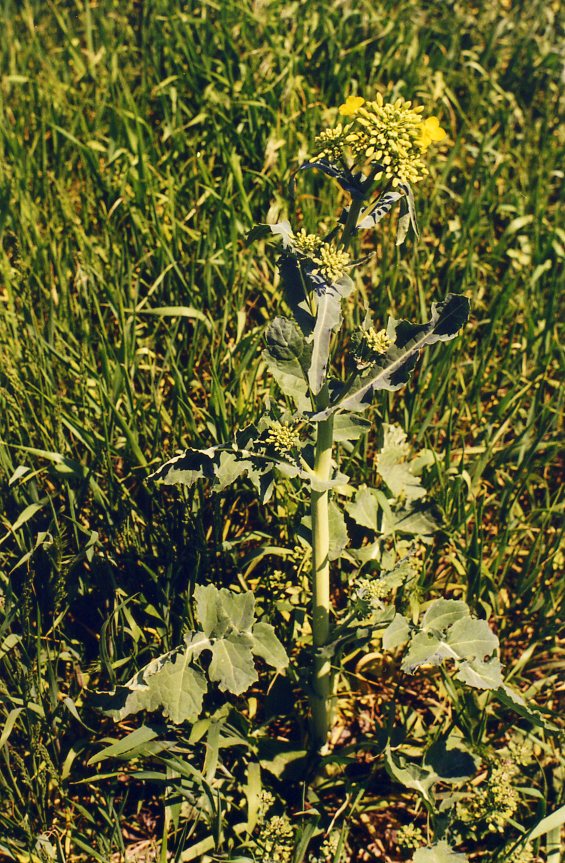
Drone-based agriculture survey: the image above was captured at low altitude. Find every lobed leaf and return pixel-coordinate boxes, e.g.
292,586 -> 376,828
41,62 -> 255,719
356,191 -> 403,230
412,841 -> 468,863
377,423 -> 431,503
307,284 -> 344,394
148,427 -> 302,503
312,294 -> 470,420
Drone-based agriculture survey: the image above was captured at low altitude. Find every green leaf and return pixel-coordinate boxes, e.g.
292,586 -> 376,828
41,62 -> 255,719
148,426 -> 302,503
495,685 -> 558,729
218,588 -> 256,633
265,358 -> 311,412
412,841 -> 468,863
328,500 -> 349,561
422,599 -> 470,633
424,737 -> 478,782
313,294 -> 470,420
385,748 -> 437,803
208,633 -> 258,695
195,584 -> 230,638
381,505 -> 439,537
402,631 -> 453,672
333,413 -> 372,441
251,622 -> 289,670
247,220 -> 293,247
528,805 -> 565,840
357,191 -> 403,229
446,617 -> 499,659
215,451 -> 255,492
345,486 -> 379,531
455,657 -> 504,689
87,726 -> 159,766
265,316 -> 308,363
382,614 -> 411,650
307,284 -> 344,394
101,649 -> 208,724
377,424 -> 428,502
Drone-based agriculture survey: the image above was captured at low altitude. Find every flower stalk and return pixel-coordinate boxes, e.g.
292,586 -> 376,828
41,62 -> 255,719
309,197 -> 364,750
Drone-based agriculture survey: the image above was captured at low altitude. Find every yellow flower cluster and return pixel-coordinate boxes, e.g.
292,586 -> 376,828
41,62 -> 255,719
258,814 -> 295,863
362,327 -> 393,354
292,229 -> 323,257
313,122 -> 351,163
396,823 -> 426,850
457,761 -> 520,833
265,421 -> 301,455
313,92 -> 447,187
311,243 -> 351,284
356,575 -> 392,605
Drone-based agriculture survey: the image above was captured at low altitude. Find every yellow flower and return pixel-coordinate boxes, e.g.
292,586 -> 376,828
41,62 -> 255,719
339,95 -> 365,116
418,115 -> 447,150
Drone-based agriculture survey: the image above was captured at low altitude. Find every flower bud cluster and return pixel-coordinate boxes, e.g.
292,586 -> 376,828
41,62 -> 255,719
312,92 -> 446,187
356,575 -> 393,606
457,760 -> 521,833
313,123 -> 351,162
396,823 -> 426,850
362,327 -> 392,355
265,421 -> 301,455
257,814 -> 295,863
311,244 -> 351,284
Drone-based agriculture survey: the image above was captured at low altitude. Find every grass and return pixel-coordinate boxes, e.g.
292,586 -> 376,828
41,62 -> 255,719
0,0 -> 563,860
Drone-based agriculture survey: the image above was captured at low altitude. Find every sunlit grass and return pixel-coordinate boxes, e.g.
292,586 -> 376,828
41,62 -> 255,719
0,0 -> 562,859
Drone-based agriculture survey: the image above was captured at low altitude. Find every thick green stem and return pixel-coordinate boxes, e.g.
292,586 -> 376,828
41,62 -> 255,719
309,199 -> 365,750
310,407 -> 335,748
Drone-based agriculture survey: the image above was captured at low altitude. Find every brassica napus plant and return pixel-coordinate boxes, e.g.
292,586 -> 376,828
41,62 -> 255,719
100,93 -> 546,862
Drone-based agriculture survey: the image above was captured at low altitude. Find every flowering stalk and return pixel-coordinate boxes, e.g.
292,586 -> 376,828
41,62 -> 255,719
310,198 -> 364,749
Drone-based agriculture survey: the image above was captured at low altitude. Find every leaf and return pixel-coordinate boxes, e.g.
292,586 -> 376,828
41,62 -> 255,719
357,191 -> 403,229
328,500 -> 349,560
401,182 -> 419,238
312,294 -> 470,420
381,505 -> 439,537
422,599 -> 470,633
528,804 -> 565,840
382,614 -> 411,650
265,358 -> 311,412
208,633 -> 258,695
265,316 -> 308,363
446,617 -> 499,659
307,284 -> 344,394
424,737 -> 478,782
345,486 -> 379,531
148,427 -> 301,504
246,220 -> 293,247
333,413 -> 372,441
402,631 -> 453,672
412,841 -> 468,863
294,159 -> 367,198
87,726 -> 159,766
377,424 -> 428,502
215,452 -> 255,493
219,589 -> 256,633
195,584 -> 230,638
495,685 -> 558,729
251,622 -> 289,670
385,748 -> 437,803
396,208 -> 411,246
455,657 -> 504,689
278,253 -> 315,336
100,649 -> 208,724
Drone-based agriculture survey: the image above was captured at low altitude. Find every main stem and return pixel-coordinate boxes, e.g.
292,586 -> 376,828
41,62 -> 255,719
310,196 -> 364,750
310,406 -> 335,749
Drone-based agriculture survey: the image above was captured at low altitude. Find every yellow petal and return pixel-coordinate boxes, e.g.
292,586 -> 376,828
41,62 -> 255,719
338,95 -> 365,116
